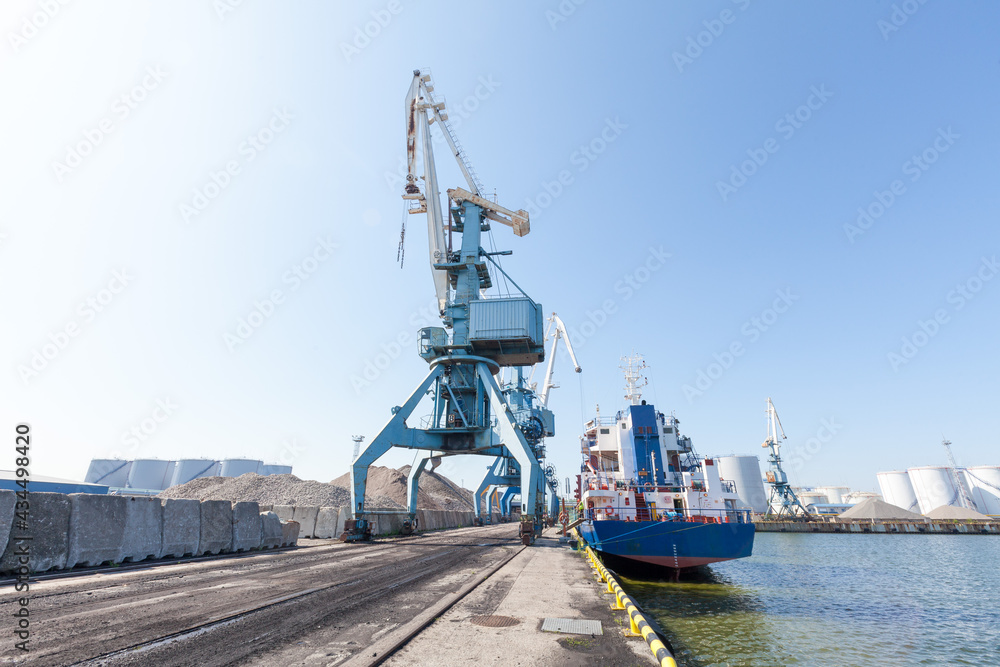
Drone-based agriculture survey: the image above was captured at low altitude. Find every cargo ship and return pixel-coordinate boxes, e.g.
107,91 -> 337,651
577,355 -> 755,575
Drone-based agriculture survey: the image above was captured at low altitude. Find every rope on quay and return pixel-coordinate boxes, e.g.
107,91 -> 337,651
585,546 -> 677,667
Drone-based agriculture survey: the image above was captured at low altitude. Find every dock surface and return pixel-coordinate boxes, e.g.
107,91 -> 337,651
1,524 -> 656,665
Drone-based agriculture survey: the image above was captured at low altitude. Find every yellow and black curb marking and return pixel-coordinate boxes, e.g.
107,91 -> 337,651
586,546 -> 678,667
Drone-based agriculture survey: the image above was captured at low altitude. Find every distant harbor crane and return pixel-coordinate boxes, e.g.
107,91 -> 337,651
942,437 -> 975,510
762,398 -> 809,517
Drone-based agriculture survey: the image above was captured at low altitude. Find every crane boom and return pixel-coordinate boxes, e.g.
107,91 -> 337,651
537,313 -> 582,406
403,69 -> 529,312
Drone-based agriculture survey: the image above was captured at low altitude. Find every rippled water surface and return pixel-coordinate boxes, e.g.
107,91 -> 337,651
620,532 -> 1000,666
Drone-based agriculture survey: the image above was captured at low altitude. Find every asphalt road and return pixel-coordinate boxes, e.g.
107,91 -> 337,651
0,524 -> 522,666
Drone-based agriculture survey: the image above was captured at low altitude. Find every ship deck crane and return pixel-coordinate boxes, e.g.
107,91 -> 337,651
349,70 -> 548,542
762,397 -> 809,517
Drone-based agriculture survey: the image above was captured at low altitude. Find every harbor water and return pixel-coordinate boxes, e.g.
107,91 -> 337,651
620,532 -> 1000,666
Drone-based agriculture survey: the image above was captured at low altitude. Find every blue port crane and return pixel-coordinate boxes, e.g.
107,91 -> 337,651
762,397 -> 809,517
348,70 -> 549,541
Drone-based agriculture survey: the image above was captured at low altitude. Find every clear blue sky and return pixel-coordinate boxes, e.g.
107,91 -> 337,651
2,1 -> 998,495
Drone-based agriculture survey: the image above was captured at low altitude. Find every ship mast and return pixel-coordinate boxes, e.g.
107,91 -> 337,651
620,353 -> 648,406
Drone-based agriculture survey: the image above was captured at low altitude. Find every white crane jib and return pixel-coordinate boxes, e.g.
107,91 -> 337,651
529,313 -> 582,406
403,69 -> 529,314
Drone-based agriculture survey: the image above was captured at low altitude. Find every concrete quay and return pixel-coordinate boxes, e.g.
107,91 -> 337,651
754,518 -> 1000,534
383,528 -> 660,667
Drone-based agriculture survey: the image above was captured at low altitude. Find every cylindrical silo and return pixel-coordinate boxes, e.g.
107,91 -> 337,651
127,459 -> 173,491
908,466 -> 958,514
220,459 -> 262,477
817,486 -> 850,504
799,491 -> 829,506
964,466 -> 1000,515
716,455 -> 768,513
169,459 -> 219,487
261,464 -> 292,476
877,471 -> 919,512
85,459 -> 132,487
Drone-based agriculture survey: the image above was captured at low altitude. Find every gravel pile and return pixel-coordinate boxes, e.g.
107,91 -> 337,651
330,465 -> 474,511
838,497 -> 924,520
159,473 -> 401,508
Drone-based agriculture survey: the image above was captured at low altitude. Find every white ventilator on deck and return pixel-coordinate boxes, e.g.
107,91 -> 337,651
877,471 -> 920,512
527,312 -> 582,406
716,455 -> 768,513
908,465 -> 959,514
964,466 -> 1000,515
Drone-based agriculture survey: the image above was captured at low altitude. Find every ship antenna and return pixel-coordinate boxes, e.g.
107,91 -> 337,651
620,352 -> 648,405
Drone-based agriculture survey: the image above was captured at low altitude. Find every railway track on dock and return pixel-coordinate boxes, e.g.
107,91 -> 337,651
0,524 -> 520,666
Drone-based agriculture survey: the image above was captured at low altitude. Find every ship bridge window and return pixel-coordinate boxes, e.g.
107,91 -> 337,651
600,428 -> 610,434
621,423 -> 627,429
664,427 -> 673,434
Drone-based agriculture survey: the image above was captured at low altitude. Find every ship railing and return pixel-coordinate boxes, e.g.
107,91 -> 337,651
613,480 -> 686,493
584,506 -> 751,524
586,474 -> 617,491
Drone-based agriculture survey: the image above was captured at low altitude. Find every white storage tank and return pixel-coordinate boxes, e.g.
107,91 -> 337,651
169,459 -> 219,487
964,466 -> 1000,515
261,464 -> 292,476
817,486 -> 850,504
85,459 -> 132,487
908,466 -> 958,514
220,459 -> 262,477
799,491 -> 829,505
716,455 -> 768,513
843,491 -> 881,505
877,471 -> 919,512
127,459 -> 173,491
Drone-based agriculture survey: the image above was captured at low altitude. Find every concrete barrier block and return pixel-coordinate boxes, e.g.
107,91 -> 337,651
161,498 -> 200,557
291,506 -> 319,538
271,505 -> 294,522
314,506 -> 340,539
261,512 -> 282,549
280,520 -> 300,547
0,490 -> 15,553
199,500 -> 233,555
1,492 -> 71,573
119,496 -> 162,563
258,504 -> 272,512
336,507 -> 349,537
67,494 -> 127,568
232,502 -> 262,552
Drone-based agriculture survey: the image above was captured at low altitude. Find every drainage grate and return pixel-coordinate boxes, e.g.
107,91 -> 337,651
470,615 -> 521,628
541,618 -> 603,635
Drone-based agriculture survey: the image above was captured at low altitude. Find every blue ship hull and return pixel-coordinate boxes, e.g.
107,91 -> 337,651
580,519 -> 755,569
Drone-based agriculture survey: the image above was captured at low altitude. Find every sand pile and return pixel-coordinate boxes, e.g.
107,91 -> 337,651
838,497 -> 924,520
925,505 -> 992,520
